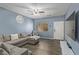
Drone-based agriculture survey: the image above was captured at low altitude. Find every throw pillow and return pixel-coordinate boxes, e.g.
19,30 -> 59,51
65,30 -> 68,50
0,35 -> 3,42
11,34 -> 18,40
3,35 -> 11,42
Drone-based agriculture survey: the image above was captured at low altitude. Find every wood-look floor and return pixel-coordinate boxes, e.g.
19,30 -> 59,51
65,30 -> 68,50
22,39 -> 62,55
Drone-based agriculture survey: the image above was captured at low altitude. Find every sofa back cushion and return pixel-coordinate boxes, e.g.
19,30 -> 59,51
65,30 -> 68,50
11,34 -> 18,40
0,35 -> 3,42
18,33 -> 22,38
3,35 -> 11,42
19,33 -> 25,38
20,33 -> 31,38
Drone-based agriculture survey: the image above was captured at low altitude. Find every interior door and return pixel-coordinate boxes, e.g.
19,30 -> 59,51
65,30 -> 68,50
53,21 -> 64,40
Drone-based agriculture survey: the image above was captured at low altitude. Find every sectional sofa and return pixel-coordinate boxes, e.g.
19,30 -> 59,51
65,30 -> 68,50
0,33 -> 39,47
0,33 -> 40,55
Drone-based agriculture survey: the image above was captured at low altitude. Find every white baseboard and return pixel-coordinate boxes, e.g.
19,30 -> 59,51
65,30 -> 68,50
40,37 -> 64,40
40,37 -> 53,39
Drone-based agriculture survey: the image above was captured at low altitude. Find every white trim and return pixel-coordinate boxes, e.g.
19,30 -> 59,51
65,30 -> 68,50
40,37 -> 54,39
40,37 -> 64,40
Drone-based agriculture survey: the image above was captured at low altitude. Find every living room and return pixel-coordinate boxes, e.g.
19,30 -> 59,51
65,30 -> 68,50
0,3 -> 79,55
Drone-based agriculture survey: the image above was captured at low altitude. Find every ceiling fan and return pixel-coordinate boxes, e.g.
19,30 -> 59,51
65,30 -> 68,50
33,9 -> 45,16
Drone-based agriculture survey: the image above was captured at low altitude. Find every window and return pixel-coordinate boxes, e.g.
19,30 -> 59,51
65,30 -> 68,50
37,23 -> 48,32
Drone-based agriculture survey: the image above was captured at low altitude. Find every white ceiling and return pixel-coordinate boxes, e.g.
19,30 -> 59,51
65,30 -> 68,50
0,3 -> 71,19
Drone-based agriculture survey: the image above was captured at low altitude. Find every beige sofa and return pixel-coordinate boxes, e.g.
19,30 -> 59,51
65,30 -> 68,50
0,33 -> 39,47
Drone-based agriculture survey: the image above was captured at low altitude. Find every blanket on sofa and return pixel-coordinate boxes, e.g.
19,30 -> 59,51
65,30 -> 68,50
0,42 -> 32,55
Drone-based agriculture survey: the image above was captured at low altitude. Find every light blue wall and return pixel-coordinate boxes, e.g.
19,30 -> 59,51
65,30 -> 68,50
33,16 -> 64,38
0,7 -> 33,35
65,3 -> 79,54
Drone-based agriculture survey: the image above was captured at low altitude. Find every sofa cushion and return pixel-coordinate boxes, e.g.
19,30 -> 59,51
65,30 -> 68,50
0,35 -> 3,42
11,34 -> 18,40
3,35 -> 11,42
0,48 -> 9,55
20,33 -> 29,38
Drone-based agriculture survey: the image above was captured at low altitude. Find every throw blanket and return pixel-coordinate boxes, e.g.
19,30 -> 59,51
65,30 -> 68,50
0,42 -> 32,55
